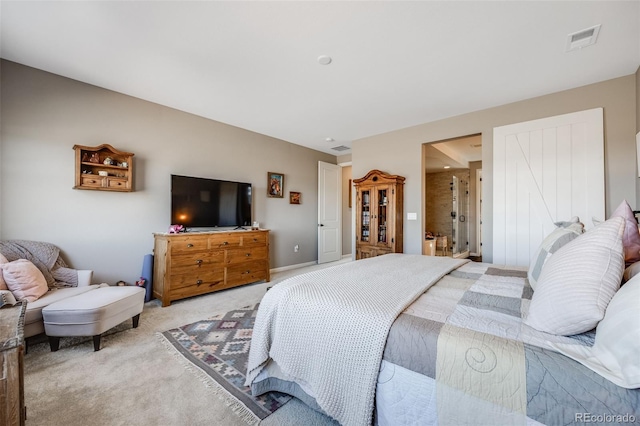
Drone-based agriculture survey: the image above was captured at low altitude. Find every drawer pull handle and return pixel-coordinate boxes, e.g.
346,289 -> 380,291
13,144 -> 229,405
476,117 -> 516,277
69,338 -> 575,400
196,280 -> 203,285
223,241 -> 229,245
187,244 -> 194,248
253,238 -> 257,242
196,259 -> 203,264
245,253 -> 251,257
243,270 -> 251,274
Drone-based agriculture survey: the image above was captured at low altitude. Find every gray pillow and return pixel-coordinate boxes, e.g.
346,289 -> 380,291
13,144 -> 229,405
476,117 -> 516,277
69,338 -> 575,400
527,217 -> 583,290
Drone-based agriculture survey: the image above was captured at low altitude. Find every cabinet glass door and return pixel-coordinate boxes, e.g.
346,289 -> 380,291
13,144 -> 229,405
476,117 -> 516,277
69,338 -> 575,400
360,189 -> 371,242
377,188 -> 388,244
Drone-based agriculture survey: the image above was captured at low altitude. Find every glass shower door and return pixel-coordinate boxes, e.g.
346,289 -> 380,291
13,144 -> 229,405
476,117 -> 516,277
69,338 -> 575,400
451,176 -> 469,257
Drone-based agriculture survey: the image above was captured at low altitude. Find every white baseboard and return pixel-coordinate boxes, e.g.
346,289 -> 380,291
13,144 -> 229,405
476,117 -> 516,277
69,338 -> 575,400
270,255 -> 352,274
470,252 -> 481,257
270,260 -> 318,274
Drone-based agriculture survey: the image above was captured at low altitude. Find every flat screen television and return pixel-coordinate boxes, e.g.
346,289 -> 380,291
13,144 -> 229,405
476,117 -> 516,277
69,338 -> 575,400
171,174 -> 252,229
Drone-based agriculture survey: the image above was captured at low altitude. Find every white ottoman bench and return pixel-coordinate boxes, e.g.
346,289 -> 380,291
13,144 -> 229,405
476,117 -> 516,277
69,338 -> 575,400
42,286 -> 145,352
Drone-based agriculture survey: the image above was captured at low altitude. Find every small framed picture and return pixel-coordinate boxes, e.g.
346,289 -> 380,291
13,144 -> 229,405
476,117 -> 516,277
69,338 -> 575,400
267,172 -> 284,198
290,191 -> 301,204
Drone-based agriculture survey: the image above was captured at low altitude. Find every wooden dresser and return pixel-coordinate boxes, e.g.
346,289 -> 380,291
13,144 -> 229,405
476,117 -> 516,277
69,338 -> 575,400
153,229 -> 270,306
0,302 -> 27,426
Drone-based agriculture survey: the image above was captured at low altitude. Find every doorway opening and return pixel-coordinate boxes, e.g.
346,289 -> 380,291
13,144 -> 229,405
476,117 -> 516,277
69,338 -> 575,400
422,134 -> 482,260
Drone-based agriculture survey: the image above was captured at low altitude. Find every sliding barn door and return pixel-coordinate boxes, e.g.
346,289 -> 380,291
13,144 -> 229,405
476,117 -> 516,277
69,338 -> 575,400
493,108 -> 604,266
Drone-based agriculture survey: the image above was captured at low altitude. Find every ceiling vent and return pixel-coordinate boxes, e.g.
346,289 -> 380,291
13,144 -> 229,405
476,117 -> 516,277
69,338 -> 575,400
331,145 -> 350,152
566,24 -> 601,52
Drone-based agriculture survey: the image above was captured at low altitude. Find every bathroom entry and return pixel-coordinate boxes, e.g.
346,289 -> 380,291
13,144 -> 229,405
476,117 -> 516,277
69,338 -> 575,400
423,134 -> 482,258
451,174 -> 469,258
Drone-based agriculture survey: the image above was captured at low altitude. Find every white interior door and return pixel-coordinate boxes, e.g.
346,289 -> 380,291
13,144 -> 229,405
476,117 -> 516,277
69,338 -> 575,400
493,108 -> 604,266
318,161 -> 342,264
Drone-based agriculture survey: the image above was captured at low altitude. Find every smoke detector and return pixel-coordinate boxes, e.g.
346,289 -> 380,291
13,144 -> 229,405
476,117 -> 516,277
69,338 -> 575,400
566,24 -> 601,52
318,55 -> 332,65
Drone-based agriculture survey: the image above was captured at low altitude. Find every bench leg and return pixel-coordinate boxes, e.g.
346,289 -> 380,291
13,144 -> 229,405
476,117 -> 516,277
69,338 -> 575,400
132,314 -> 140,328
93,335 -> 101,351
48,336 -> 60,352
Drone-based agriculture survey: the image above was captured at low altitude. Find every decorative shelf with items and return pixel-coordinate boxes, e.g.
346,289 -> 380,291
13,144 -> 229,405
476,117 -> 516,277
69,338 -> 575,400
354,169 -> 405,260
73,144 -> 134,192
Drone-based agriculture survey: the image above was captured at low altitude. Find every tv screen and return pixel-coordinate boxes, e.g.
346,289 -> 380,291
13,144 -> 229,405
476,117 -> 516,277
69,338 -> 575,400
171,174 -> 252,229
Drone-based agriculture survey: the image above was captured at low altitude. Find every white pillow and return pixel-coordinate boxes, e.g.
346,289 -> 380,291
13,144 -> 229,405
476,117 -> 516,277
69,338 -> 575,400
0,259 -> 49,302
525,216 -> 625,336
527,217 -> 584,290
550,273 -> 640,388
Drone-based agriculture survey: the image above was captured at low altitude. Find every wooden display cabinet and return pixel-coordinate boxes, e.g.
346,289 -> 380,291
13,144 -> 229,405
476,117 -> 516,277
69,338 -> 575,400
354,170 -> 405,260
73,144 -> 134,192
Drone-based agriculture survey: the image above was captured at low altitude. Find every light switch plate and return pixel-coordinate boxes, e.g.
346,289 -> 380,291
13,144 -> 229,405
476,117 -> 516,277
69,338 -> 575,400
407,212 -> 417,220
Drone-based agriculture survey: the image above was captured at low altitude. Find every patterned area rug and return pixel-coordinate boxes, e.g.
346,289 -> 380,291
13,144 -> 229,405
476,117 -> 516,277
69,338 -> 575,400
160,304 -> 291,424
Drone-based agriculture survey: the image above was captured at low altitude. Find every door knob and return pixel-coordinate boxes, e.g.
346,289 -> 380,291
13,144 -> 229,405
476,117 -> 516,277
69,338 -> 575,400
318,224 -> 324,227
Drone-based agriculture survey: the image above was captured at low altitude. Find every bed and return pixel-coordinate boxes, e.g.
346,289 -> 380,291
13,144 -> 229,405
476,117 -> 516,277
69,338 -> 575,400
245,252 -> 640,426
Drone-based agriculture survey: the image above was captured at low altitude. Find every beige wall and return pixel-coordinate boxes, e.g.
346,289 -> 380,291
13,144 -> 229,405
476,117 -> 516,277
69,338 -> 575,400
636,66 -> 640,203
0,60 -> 336,283
637,66 -> 640,133
354,74 -> 637,263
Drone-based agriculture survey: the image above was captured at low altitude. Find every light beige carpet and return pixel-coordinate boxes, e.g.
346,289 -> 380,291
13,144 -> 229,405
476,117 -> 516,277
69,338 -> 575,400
24,260 -> 346,426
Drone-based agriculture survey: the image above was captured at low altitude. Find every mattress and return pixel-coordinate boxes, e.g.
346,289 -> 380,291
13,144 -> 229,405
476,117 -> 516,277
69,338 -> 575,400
249,259 -> 640,425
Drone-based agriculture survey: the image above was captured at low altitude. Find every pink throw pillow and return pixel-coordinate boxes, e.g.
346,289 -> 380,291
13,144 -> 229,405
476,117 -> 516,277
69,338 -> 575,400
0,259 -> 49,302
0,253 -> 8,290
611,200 -> 640,265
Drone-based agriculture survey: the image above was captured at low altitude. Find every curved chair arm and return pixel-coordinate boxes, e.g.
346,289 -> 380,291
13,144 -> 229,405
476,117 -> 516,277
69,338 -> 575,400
77,270 -> 94,287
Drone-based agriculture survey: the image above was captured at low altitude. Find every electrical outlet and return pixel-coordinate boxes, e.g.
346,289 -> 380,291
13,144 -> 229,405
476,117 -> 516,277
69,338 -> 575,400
294,244 -> 299,252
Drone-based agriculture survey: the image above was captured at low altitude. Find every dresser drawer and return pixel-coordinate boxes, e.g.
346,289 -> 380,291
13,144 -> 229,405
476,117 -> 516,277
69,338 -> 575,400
169,236 -> 209,254
169,278 -> 227,300
225,246 -> 268,264
209,233 -> 242,249
170,251 -> 224,274
226,260 -> 268,286
242,233 -> 267,247
169,270 -> 225,291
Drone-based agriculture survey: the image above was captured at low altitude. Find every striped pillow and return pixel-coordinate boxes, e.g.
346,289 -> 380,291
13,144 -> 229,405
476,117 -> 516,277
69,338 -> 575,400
528,217 -> 584,290
525,216 -> 625,336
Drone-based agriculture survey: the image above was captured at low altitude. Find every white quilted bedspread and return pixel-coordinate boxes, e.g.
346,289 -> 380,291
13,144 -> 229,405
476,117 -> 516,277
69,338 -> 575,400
246,254 -> 468,426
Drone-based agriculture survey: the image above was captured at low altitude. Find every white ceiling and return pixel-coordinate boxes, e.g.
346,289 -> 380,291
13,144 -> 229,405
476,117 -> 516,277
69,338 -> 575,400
1,1 -> 639,156
425,134 -> 482,173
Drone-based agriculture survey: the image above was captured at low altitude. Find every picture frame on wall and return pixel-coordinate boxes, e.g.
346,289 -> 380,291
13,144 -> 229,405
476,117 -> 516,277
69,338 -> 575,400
267,172 -> 284,198
290,191 -> 301,204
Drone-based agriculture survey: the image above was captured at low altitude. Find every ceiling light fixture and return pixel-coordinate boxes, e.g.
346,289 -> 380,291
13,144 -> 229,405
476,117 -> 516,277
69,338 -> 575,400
317,55 -> 332,65
325,137 -> 335,142
443,166 -> 451,169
